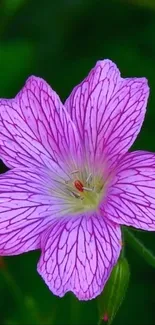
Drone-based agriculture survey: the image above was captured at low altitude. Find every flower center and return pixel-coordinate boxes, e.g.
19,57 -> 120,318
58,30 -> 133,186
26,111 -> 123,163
63,169 -> 104,214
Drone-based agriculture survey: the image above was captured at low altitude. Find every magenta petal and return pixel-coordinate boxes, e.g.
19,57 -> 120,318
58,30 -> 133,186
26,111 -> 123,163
0,167 -> 65,255
65,59 -> 149,166
103,151 -> 155,230
37,213 -> 121,300
0,76 -> 81,169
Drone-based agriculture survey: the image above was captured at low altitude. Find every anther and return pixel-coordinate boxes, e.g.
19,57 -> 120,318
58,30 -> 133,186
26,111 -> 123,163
74,180 -> 84,192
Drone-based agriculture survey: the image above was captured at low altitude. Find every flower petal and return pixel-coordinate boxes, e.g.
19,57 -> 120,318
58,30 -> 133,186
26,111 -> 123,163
0,76 -> 81,170
103,151 -> 155,230
65,60 -> 149,167
37,213 -> 121,300
0,166 -> 67,255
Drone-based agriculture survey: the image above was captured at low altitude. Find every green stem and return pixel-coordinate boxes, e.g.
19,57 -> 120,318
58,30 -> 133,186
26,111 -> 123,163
124,228 -> 155,268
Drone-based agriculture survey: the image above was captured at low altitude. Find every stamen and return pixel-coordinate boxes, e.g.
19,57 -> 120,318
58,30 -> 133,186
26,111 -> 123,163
69,191 -> 81,198
86,173 -> 92,183
71,170 -> 79,174
82,186 -> 93,192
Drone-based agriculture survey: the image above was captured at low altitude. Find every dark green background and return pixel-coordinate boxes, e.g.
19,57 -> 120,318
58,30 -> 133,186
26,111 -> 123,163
0,0 -> 155,324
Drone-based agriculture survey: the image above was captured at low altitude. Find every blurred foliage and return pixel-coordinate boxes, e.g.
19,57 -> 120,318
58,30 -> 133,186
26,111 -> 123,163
0,0 -> 155,324
0,41 -> 34,94
126,0 -> 155,10
3,0 -> 26,13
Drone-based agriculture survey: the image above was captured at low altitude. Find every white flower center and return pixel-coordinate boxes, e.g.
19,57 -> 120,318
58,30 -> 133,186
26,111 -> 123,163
51,168 -> 105,215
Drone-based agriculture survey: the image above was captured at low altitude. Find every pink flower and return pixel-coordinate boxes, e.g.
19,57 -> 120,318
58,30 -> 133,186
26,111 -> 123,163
0,59 -> 153,300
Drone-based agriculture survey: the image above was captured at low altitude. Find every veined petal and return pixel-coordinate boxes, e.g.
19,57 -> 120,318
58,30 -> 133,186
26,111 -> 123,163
103,151 -> 155,230
37,213 -> 121,300
0,76 -> 81,170
65,60 -> 149,167
0,166 -> 68,255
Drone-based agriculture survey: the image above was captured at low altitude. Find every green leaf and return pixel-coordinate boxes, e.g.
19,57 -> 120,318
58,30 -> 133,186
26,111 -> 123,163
97,257 -> 130,325
124,227 -> 155,268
